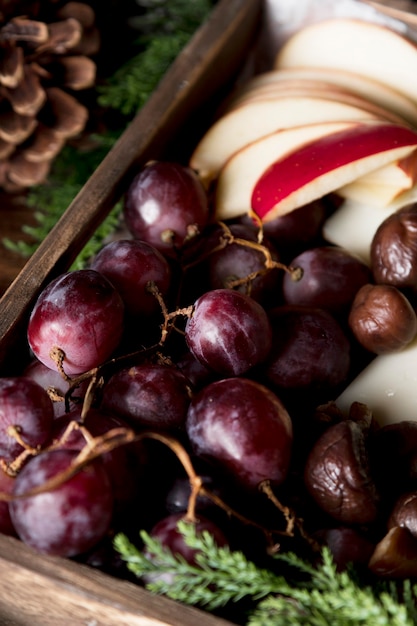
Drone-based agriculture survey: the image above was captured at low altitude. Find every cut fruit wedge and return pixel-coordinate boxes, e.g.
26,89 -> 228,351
190,96 -> 391,185
336,149 -> 417,206
214,120 -> 362,220
275,18 -> 417,107
265,67 -> 417,128
251,121 -> 417,222
227,83 -> 407,124
226,78 -> 365,109
336,335 -> 417,426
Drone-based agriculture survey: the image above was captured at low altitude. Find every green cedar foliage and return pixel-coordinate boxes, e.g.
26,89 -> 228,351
114,520 -> 417,626
97,0 -> 214,116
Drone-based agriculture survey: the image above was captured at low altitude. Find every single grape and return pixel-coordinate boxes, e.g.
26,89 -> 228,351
240,199 -> 326,254
174,349 -> 218,391
202,223 -> 282,305
143,512 -> 229,586
186,377 -> 293,491
51,408 -> 144,510
316,526 -> 375,572
264,305 -> 351,405
164,474 -> 218,515
9,448 -> 114,557
101,363 -> 192,431
282,245 -> 370,315
23,358 -> 87,417
89,239 -> 172,318
124,161 -> 209,256
0,377 -> 54,461
27,269 -> 125,375
185,289 -> 272,376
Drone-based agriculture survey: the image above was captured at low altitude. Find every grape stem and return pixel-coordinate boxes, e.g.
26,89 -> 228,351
0,424 -> 316,554
259,479 -> 321,552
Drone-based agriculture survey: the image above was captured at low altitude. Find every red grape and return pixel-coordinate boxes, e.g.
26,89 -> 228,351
9,448 -> 114,557
27,269 -> 125,375
0,377 -> 54,461
282,245 -> 370,315
23,359 -> 88,417
186,377 -> 293,491
264,305 -> 351,404
147,512 -> 228,566
89,239 -> 172,318
185,289 -> 272,376
51,408 -> 144,510
124,161 -> 209,257
101,363 -> 192,431
199,223 -> 282,305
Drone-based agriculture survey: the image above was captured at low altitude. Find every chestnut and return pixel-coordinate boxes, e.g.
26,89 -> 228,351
369,526 -> 417,578
304,419 -> 380,525
370,203 -> 417,291
348,283 -> 417,354
388,491 -> 417,539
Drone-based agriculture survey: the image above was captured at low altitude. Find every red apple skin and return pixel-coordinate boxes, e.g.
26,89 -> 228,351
252,123 -> 417,222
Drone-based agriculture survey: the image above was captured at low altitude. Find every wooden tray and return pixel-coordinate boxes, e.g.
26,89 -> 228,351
0,0 -> 262,622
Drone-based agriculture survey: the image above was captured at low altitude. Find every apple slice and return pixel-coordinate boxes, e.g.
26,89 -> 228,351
190,97 -> 390,185
336,149 -> 417,206
263,67 -> 417,128
214,120 -> 363,220
250,122 -> 417,223
226,78 -> 362,110
275,18 -> 417,106
335,335 -> 417,426
227,83 -> 408,125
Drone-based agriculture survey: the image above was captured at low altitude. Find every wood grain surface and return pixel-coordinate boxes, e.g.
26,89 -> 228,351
0,534 -> 236,626
0,192 -> 36,297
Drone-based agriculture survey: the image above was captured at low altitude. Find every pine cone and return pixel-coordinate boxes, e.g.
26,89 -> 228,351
0,1 -> 99,191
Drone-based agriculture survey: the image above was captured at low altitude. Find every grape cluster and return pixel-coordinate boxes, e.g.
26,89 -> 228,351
2,161 -> 417,587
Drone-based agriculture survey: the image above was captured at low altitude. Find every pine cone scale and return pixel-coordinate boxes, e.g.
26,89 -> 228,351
3,64 -> 46,115
0,44 -> 23,87
0,18 -> 48,44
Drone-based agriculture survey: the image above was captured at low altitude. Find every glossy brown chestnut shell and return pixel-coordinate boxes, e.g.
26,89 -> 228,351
348,283 -> 417,354
304,419 -> 379,525
371,204 -> 417,291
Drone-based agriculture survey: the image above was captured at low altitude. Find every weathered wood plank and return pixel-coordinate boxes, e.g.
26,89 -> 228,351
0,534 -> 236,626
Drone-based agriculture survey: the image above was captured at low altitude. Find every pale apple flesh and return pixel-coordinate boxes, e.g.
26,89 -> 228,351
214,120 -> 363,221
264,67 -> 417,128
251,123 -> 417,222
335,336 -> 417,426
322,148 -> 417,206
190,96 -> 388,185
275,17 -> 417,106
226,78 -> 369,110
322,199 -> 396,264
227,84 -> 407,124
